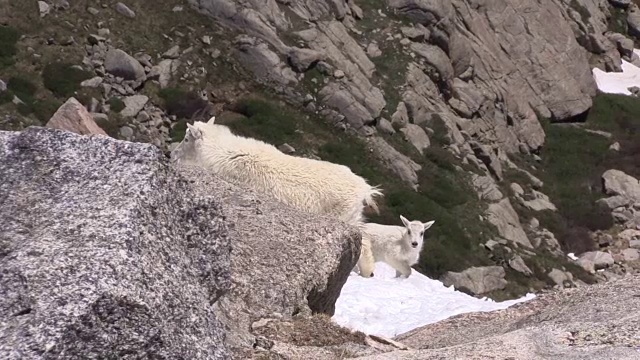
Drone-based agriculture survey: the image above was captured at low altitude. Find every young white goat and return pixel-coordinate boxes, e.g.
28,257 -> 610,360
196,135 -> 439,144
356,215 -> 435,278
170,117 -> 383,225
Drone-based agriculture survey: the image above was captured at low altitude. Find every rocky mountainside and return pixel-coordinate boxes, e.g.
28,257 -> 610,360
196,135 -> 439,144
1,0 -> 640,299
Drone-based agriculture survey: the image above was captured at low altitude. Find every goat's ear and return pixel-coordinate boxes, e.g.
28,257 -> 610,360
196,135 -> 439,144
207,116 -> 216,124
186,123 -> 203,140
423,220 -> 435,230
400,215 -> 410,228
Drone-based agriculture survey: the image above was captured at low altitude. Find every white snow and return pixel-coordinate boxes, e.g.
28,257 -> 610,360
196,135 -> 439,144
592,49 -> 640,95
567,252 -> 578,261
333,262 -> 536,338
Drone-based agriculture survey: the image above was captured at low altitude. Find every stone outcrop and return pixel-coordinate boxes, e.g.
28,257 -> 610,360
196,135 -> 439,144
174,163 -> 362,356
46,97 -> 107,135
440,266 -> 508,295
0,127 -> 362,359
366,274 -> 640,359
0,127 -> 231,359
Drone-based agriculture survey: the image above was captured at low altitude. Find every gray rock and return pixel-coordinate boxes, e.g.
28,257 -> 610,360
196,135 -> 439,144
382,274 -> 640,359
486,198 -> 532,248
471,175 -> 504,201
46,97 -> 107,136
602,169 -> 640,202
399,124 -> 430,154
519,190 -> 558,212
509,255 -> 533,276
201,35 -> 212,45
120,95 -> 149,118
119,125 -> 134,138
234,36 -> 298,86
367,136 -> 421,190
0,79 -> 6,92
366,43 -> 382,58
115,2 -> 136,18
622,248 -> 640,262
288,47 -> 324,73
630,240 -> 640,249
596,195 -> 631,210
0,127 -> 231,359
38,1 -> 50,17
391,102 -> 409,128
605,32 -> 634,58
410,42 -> 454,84
104,48 -> 146,81
87,6 -> 99,15
277,143 -> 295,154
577,251 -> 615,273
162,45 -> 181,59
174,164 -> 361,355
376,118 -> 395,135
609,141 -> 621,151
400,25 -> 429,41
148,59 -> 180,88
548,268 -> 572,286
80,76 -> 104,88
440,266 -> 508,295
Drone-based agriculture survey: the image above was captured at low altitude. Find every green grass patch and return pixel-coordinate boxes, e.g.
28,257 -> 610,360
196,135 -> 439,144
108,97 -> 126,113
0,25 -> 19,69
158,87 -> 209,120
42,62 -> 92,98
7,76 -> 37,104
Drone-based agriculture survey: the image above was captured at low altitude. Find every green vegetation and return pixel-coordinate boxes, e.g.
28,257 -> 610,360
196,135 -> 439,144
0,25 -> 19,69
1,76 -> 58,123
221,93 -> 495,278
108,97 -> 126,113
94,113 -> 128,138
42,62 -> 92,98
158,87 -> 209,119
511,93 -> 640,255
608,8 -> 628,34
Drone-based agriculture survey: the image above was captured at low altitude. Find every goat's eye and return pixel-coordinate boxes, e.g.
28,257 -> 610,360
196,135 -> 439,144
420,231 -> 424,236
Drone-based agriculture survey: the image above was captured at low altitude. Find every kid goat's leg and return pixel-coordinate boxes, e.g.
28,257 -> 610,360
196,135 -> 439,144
357,235 -> 375,278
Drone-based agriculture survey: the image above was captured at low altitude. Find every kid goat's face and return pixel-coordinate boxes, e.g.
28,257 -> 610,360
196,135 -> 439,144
400,215 -> 435,249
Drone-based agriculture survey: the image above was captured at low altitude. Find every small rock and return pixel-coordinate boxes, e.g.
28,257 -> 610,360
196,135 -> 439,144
510,183 -> 525,196
172,5 -> 183,12
333,70 -> 345,79
80,76 -> 104,88
120,95 -> 149,118
38,1 -> 50,17
630,239 -> 640,249
87,6 -> 99,15
87,34 -> 106,45
98,28 -> 111,37
163,45 -> 181,59
0,79 -> 6,92
548,268 -> 573,286
508,255 -> 533,276
278,143 -> 296,154
622,248 -> 640,262
367,43 -> 382,58
46,97 -> 107,136
577,251 -> 615,273
201,36 -> 212,45
119,125 -> 134,138
376,118 -> 395,135
104,48 -> 146,81
400,38 -> 411,46
115,2 -> 136,18
609,142 -> 621,151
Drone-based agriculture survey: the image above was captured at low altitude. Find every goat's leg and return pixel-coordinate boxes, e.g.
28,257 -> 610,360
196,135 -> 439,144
357,237 -> 375,278
394,263 -> 412,278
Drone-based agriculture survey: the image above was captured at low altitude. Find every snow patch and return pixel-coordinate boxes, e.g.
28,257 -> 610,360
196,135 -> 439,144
333,262 -> 536,338
592,49 -> 640,95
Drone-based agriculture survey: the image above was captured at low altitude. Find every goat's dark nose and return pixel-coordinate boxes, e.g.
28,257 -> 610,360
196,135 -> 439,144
411,242 -> 418,247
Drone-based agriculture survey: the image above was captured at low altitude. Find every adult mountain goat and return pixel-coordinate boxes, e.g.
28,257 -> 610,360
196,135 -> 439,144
355,215 -> 435,278
170,117 -> 383,225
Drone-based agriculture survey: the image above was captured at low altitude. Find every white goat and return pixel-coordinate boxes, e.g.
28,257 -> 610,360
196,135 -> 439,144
356,215 -> 435,278
170,117 -> 383,225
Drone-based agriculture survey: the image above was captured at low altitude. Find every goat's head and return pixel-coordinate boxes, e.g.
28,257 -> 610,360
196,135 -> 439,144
400,215 -> 435,249
170,121 -> 205,165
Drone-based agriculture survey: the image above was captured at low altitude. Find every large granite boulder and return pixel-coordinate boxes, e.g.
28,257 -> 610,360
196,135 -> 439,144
175,163 -> 362,357
0,127 -> 231,359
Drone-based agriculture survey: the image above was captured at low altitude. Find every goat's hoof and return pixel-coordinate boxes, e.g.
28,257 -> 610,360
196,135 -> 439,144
370,272 -> 374,277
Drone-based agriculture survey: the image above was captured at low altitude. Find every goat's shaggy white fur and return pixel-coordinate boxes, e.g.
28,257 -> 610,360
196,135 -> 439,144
355,215 -> 435,278
170,117 -> 383,225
